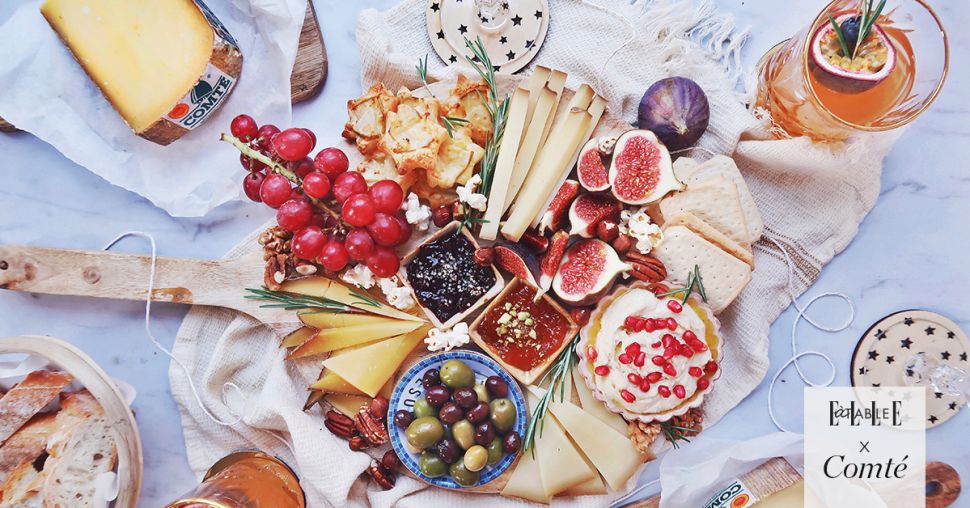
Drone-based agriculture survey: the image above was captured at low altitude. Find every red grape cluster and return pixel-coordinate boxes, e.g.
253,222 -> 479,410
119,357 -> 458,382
230,114 -> 412,277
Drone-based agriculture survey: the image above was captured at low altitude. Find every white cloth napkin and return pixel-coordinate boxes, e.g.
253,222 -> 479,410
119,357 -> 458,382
170,0 -> 898,506
0,0 -> 306,217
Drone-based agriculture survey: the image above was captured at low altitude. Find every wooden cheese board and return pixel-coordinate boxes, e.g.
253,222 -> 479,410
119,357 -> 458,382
0,1 -> 326,133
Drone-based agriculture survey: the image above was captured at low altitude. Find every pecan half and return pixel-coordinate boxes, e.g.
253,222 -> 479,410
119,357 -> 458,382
349,435 -> 373,451
355,407 -> 390,446
325,410 -> 357,439
626,252 -> 667,283
368,460 -> 396,490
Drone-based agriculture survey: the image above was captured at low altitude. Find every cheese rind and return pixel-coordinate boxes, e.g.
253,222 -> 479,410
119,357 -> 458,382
41,0 -> 243,145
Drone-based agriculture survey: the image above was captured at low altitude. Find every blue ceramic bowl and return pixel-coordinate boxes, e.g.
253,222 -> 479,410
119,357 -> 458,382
388,350 -> 527,489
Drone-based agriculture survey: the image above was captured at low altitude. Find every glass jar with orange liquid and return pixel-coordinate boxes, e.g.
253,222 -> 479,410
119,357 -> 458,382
164,451 -> 306,508
755,0 -> 948,142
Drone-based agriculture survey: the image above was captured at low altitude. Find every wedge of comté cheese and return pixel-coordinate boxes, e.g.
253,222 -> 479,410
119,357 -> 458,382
40,0 -> 243,145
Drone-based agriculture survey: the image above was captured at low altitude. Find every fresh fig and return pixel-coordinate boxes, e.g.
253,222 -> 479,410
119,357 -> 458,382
552,239 -> 629,305
538,230 -> 570,293
567,193 -> 621,238
638,77 -> 710,151
608,129 -> 684,205
493,242 -> 541,287
576,138 -> 611,192
537,179 -> 580,234
808,14 -> 896,94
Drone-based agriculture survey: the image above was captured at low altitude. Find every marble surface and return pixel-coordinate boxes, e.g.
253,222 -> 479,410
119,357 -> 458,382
0,0 -> 967,505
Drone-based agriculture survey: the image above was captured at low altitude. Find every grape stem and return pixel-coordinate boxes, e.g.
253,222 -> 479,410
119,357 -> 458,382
220,133 -> 345,228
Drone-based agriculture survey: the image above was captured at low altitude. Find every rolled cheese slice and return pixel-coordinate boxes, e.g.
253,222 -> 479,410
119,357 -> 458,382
41,0 -> 243,145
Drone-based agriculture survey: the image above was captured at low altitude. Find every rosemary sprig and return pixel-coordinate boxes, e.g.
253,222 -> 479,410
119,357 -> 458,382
442,116 -> 470,138
660,422 -> 697,449
244,287 -> 379,313
655,265 -> 708,305
523,337 -> 578,456
859,0 -> 886,53
828,15 -> 852,59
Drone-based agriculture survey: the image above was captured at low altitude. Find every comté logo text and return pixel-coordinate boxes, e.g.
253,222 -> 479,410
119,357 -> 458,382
180,75 -> 233,128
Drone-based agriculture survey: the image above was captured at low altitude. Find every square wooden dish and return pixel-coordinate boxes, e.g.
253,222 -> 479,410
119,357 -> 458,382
398,221 -> 504,329
468,278 -> 579,385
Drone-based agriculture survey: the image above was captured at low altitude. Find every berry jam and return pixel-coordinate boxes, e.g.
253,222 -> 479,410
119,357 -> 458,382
406,232 -> 496,323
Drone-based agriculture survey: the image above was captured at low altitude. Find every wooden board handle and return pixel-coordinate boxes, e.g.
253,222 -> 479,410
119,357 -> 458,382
0,244 -> 250,308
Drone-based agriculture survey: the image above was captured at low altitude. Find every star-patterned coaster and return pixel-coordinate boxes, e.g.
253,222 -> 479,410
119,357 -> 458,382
427,0 -> 549,73
851,310 -> 969,429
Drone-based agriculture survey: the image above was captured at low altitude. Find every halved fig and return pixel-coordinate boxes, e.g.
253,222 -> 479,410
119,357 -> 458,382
538,230 -> 570,293
552,239 -> 629,305
537,179 -> 580,233
493,242 -> 541,287
576,137 -> 611,192
809,14 -> 896,94
568,193 -> 622,238
608,129 -> 683,205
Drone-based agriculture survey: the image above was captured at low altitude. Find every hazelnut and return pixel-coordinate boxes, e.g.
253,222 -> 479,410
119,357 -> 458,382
368,396 -> 389,420
596,220 -> 620,243
612,234 -> 633,254
432,206 -> 453,227
381,450 -> 401,472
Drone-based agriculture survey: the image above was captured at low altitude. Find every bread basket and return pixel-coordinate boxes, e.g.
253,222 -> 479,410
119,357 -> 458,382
0,335 -> 143,507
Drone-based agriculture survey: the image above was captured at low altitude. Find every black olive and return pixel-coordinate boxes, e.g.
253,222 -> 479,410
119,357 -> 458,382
485,376 -> 509,398
393,409 -> 414,429
421,369 -> 441,389
474,421 -> 496,446
503,432 -> 522,454
438,402 -> 464,425
453,387 -> 478,409
436,438 -> 461,464
425,385 -> 451,408
466,402 -> 491,424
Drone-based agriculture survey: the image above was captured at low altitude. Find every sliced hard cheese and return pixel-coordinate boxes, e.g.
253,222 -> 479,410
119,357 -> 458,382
563,452 -> 608,497
41,0 -> 242,145
281,326 -> 317,348
530,387 -> 646,491
501,448 -> 550,503
571,366 -> 628,435
521,66 -> 551,144
480,87 -> 530,241
502,108 -> 592,241
532,94 -> 607,229
322,326 -> 430,397
527,393 -> 597,498
286,320 -> 425,359
325,393 -> 371,417
538,70 -> 568,151
503,86 -> 556,211
280,277 -> 425,322
298,312 -> 401,330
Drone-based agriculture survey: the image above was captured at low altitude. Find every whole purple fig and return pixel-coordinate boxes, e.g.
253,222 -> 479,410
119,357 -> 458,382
638,77 -> 710,151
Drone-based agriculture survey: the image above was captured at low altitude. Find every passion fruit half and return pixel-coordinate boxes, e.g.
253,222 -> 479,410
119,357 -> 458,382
809,14 -> 896,94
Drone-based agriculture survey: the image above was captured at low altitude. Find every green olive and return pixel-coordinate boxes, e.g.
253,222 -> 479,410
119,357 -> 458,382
489,398 -> 517,433
486,436 -> 503,465
412,397 -> 436,419
473,384 -> 491,404
405,416 -> 444,450
418,451 -> 448,478
449,461 -> 481,487
463,445 -> 489,472
452,419 -> 475,450
440,359 -> 475,389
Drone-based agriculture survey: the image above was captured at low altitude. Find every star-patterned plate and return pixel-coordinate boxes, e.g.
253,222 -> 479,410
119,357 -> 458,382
427,0 -> 549,73
851,310 -> 969,428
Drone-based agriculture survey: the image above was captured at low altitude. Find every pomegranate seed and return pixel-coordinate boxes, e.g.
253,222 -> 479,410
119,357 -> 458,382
689,366 -> 703,377
661,334 -> 676,348
625,342 -> 641,356
618,353 -> 632,365
620,389 -> 636,403
643,319 -> 657,332
586,346 -> 598,361
652,284 -> 669,295
662,348 -> 675,360
683,330 -> 698,342
657,386 -> 671,398
651,341 -> 662,349
627,373 -> 642,385
687,338 -> 709,353
594,365 -> 610,376
663,364 -> 678,377
651,355 -> 666,366
646,372 -> 662,383
624,316 -> 639,330
667,300 -> 683,313
639,380 -> 651,392
634,352 -> 646,367
681,346 -> 695,358
637,317 -> 650,332
697,377 -> 710,390
666,317 -> 678,330
704,361 -> 718,374
673,385 -> 686,399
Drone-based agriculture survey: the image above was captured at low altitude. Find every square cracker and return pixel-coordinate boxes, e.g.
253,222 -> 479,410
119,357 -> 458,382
664,212 -> 754,268
676,155 -> 764,242
653,225 -> 752,313
660,176 -> 751,247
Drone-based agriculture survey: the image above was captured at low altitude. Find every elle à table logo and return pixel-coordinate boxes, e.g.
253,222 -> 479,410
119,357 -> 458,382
804,387 -> 926,507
